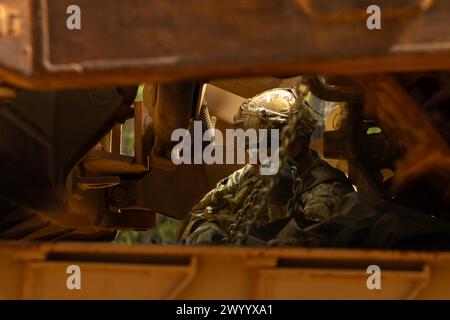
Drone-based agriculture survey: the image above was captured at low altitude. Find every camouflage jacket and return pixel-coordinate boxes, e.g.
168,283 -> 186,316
179,150 -> 353,244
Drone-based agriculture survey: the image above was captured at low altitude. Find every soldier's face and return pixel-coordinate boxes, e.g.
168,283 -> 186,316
288,140 -> 307,160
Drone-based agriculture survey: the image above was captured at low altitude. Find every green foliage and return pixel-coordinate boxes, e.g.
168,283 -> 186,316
367,127 -> 382,135
121,119 -> 135,156
114,215 -> 181,245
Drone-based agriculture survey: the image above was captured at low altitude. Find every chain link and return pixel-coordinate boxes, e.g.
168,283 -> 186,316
224,82 -> 309,245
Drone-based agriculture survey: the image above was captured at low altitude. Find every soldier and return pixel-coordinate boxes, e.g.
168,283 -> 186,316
178,87 -> 354,245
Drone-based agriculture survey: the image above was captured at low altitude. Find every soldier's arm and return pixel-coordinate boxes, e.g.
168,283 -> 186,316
300,181 -> 354,222
178,165 -> 251,244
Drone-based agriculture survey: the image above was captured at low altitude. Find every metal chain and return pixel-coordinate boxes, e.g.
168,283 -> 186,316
286,166 -> 304,217
224,179 -> 262,242
225,82 -> 309,245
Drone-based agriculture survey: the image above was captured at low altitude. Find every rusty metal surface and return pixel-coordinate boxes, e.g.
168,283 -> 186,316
149,82 -> 197,171
1,241 -> 450,299
1,0 -> 450,89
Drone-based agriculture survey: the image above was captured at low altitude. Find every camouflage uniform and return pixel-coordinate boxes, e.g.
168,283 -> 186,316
179,150 -> 353,245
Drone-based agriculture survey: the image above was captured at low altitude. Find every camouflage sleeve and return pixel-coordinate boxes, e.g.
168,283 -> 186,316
300,181 -> 354,222
178,165 -> 253,243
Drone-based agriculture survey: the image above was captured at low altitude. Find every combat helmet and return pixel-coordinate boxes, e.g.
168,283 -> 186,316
233,87 -> 318,141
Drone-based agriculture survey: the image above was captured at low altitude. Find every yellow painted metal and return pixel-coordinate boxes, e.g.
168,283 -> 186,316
0,242 -> 450,299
